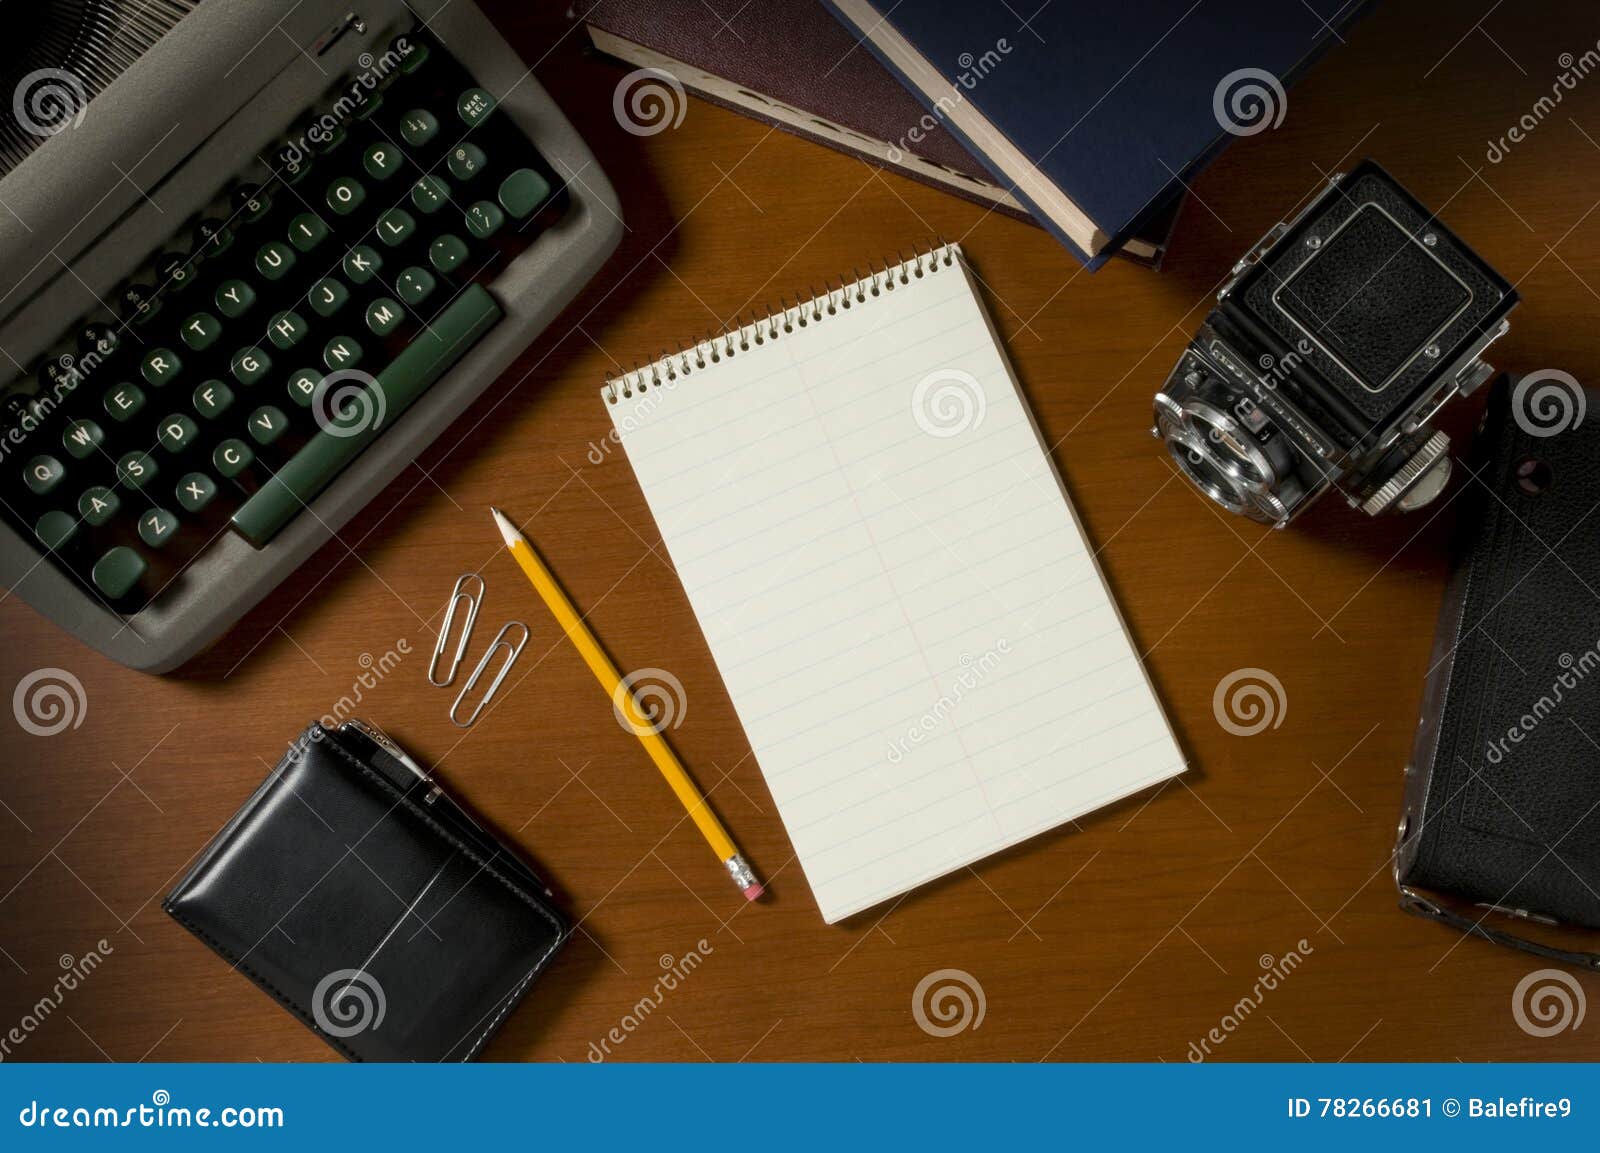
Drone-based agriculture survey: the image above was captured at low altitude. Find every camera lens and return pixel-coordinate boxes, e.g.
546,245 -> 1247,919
1181,401 -> 1275,490
1165,425 -> 1251,515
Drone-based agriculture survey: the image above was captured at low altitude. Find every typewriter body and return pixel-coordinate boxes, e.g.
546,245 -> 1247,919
0,0 -> 621,670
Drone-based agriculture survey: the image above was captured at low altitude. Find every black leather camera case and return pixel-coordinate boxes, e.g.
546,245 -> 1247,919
1398,374 -> 1600,968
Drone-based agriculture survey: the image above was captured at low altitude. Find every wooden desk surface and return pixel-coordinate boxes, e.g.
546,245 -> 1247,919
4,0 -> 1600,1063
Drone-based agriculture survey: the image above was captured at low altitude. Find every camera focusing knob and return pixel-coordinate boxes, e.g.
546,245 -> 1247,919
1360,430 -> 1453,515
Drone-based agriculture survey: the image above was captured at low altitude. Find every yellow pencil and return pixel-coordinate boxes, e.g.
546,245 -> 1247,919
491,507 -> 763,901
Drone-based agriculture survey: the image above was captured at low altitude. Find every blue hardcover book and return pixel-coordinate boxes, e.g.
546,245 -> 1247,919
822,0 -> 1367,269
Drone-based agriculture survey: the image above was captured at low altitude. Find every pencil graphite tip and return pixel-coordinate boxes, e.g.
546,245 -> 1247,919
490,506 -> 519,546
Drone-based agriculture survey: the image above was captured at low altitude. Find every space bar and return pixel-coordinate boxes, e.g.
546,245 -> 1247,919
230,285 -> 503,548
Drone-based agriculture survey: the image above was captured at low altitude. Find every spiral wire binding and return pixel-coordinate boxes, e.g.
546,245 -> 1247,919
601,241 -> 961,405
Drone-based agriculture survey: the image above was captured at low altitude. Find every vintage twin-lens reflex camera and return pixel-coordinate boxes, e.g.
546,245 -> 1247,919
1152,160 -> 1518,526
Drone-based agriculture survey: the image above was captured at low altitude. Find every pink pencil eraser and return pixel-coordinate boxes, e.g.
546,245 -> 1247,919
743,883 -> 764,901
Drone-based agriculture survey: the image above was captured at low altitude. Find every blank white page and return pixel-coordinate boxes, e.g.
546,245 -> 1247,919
606,244 -> 1184,923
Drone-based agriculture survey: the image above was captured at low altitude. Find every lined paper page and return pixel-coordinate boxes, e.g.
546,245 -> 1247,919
607,246 -> 1184,922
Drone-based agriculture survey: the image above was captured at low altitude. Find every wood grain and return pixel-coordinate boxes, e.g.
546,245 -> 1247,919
3,0 -> 1600,1062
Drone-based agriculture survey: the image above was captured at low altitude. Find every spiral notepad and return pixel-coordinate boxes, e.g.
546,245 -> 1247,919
603,243 -> 1184,922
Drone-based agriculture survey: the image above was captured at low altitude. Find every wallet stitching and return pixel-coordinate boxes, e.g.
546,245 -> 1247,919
455,965 -> 540,1062
314,727 -> 567,1059
163,900 -> 363,1062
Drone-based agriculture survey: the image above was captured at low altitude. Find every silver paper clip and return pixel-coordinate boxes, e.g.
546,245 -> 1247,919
449,621 -> 528,727
429,573 -> 485,687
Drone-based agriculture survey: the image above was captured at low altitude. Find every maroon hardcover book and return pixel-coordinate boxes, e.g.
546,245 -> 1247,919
578,0 -> 1178,264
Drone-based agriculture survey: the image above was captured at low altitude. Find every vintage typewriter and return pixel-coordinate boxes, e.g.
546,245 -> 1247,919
0,0 -> 620,670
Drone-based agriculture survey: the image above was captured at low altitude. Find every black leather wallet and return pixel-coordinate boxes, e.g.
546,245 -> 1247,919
1398,373 -> 1600,969
164,719 -> 569,1060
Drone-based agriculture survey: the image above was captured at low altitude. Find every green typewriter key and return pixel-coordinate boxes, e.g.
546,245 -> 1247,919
176,472 -> 217,513
410,175 -> 449,215
138,507 -> 179,548
23,454 -> 64,495
233,183 -> 271,221
156,413 -> 199,453
103,382 -> 145,422
194,218 -> 233,258
400,108 -> 438,146
323,335 -> 363,371
343,245 -> 383,285
213,438 -> 254,478
141,348 -> 182,388
326,176 -> 366,215
231,346 -> 272,386
308,278 -> 350,317
376,208 -> 416,247
398,37 -> 430,74
464,200 -> 504,239
61,419 -> 103,459
116,450 -> 156,489
255,241 -> 296,281
247,405 -> 289,446
362,143 -> 401,182
91,546 -> 146,598
365,298 -> 405,336
312,122 -> 347,154
498,168 -> 551,219
215,279 -> 256,318
79,485 -> 119,526
282,151 -> 314,185
446,143 -> 486,182
457,87 -> 495,127
180,313 -> 222,351
396,267 -> 436,306
34,510 -> 77,550
286,368 -> 321,407
429,234 -> 468,273
192,379 -> 233,419
289,212 -> 331,253
268,310 -> 310,350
